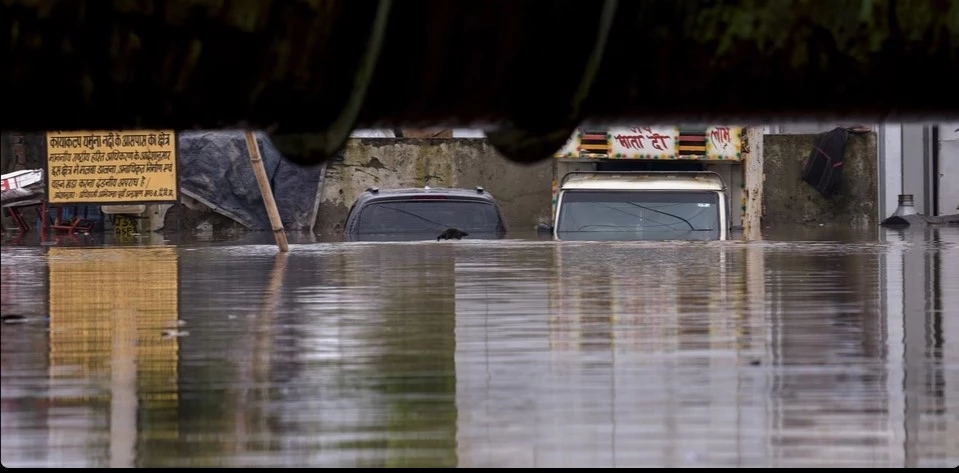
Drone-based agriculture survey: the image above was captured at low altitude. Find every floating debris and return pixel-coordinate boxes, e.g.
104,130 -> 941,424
1,314 -> 29,324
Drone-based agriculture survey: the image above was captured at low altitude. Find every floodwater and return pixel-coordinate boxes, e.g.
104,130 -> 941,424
1,227 -> 958,468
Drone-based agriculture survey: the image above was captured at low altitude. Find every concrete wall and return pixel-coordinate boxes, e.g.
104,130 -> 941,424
314,138 -> 554,236
765,122 -> 904,222
763,132 -> 878,227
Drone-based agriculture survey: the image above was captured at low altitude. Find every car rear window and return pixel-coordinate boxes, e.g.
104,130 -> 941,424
355,199 -> 503,234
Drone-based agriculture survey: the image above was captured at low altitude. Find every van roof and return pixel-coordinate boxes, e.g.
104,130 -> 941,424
559,171 -> 726,192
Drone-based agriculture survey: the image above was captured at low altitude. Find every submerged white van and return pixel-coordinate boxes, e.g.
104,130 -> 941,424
552,171 -> 729,241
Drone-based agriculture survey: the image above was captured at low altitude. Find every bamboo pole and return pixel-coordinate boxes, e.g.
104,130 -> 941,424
244,130 -> 289,252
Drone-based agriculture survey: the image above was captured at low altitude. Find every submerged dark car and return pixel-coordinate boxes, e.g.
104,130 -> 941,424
343,186 -> 508,241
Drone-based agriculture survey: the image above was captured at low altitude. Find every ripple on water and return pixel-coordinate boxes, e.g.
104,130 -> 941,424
2,230 -> 958,467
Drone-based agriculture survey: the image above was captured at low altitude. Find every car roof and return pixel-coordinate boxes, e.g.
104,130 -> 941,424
560,171 -> 726,192
354,186 -> 499,203
344,185 -> 507,234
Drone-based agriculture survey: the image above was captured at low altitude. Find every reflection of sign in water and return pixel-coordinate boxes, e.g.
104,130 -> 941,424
48,247 -> 179,410
45,130 -> 177,204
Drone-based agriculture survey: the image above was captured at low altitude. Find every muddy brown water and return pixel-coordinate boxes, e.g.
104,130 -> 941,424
2,227 -> 957,467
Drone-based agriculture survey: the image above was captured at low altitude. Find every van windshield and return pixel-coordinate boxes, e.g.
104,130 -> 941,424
356,199 -> 504,234
556,190 -> 721,240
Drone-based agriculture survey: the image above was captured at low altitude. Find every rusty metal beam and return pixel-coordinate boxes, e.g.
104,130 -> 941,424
2,0 -> 958,165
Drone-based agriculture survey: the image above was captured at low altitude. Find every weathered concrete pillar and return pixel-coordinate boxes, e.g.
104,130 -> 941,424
901,124 -> 936,215
743,127 -> 764,240
878,123 -> 903,220
880,227 -> 907,466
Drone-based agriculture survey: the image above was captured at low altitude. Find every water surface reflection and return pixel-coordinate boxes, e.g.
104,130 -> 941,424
1,229 -> 957,467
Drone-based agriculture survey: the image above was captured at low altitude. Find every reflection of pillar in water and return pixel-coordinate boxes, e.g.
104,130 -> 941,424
548,245 -> 580,352
728,244 -> 753,352
714,244 -> 730,348
743,241 -> 772,464
676,252 -> 711,351
938,229 -> 959,464
610,274 -> 641,350
745,243 -> 766,356
546,246 -> 568,351
880,228 -> 907,467
580,272 -> 613,352
891,227 -> 958,467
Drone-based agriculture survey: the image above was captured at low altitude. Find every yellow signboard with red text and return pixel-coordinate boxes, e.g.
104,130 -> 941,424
45,130 -> 178,204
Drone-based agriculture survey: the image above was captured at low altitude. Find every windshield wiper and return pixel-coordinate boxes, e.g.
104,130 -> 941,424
375,205 -> 446,228
625,202 -> 700,231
